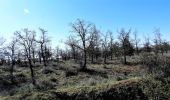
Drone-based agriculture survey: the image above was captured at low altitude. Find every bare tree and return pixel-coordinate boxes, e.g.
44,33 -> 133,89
108,31 -> 114,60
112,41 -> 121,58
7,38 -> 18,83
143,36 -> 152,53
65,35 -> 78,61
70,19 -> 92,70
154,28 -> 164,55
133,30 -> 140,55
16,50 -> 22,66
118,28 -> 133,64
88,25 -> 100,63
36,28 -> 50,68
0,37 -> 5,65
162,41 -> 169,53
15,29 -> 36,85
54,46 -> 61,62
101,32 -> 109,64
31,40 -> 37,65
44,45 -> 52,62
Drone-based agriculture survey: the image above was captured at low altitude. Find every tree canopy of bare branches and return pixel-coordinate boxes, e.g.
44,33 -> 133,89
36,28 -> 50,68
14,29 -> 36,85
70,19 -> 92,70
7,37 -> 18,83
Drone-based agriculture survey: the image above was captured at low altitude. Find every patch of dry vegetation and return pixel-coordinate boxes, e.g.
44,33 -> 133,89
2,77 -> 144,100
112,65 -> 140,73
0,59 -> 146,100
56,77 -> 141,94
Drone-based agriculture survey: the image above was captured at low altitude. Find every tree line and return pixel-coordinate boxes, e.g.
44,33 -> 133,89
0,19 -> 170,85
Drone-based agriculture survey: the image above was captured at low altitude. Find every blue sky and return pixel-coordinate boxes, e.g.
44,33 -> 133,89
0,0 -> 170,47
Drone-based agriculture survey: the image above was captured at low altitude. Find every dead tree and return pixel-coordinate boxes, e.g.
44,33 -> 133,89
143,36 -> 152,53
154,28 -> 164,55
15,29 -> 36,85
17,50 -> 22,66
44,45 -> 52,62
54,46 -> 61,62
0,37 -> 5,65
162,41 -> 169,53
108,31 -> 114,60
65,36 -> 78,61
70,19 -> 92,70
88,25 -> 100,63
133,30 -> 140,55
31,41 -> 37,65
101,32 -> 109,64
7,38 -> 18,83
36,28 -> 50,68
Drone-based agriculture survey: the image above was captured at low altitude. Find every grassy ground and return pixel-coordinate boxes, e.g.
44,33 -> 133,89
0,58 -> 147,100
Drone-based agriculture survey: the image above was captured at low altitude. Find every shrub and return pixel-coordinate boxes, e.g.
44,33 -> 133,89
15,73 -> 27,83
86,78 -> 97,86
36,80 -> 56,91
16,83 -> 35,94
116,76 -> 124,81
140,76 -> 170,100
65,69 -> 78,77
50,78 -> 58,82
41,67 -> 54,74
140,53 -> 170,76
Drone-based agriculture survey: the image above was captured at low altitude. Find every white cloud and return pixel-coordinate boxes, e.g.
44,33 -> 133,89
24,9 -> 30,14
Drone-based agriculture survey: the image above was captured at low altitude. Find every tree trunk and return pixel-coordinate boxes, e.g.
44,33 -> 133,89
136,47 -> 139,55
166,50 -> 168,53
123,53 -> 127,65
72,47 -> 76,60
28,58 -> 35,85
39,56 -> 41,64
83,49 -> 87,70
42,56 -> 47,67
161,50 -> 164,55
73,52 -> 76,60
8,56 -> 10,65
38,52 -> 42,64
10,59 -> 14,83
123,48 -> 127,64
104,55 -> 107,64
41,45 -> 47,67
10,49 -> 15,83
95,55 -> 98,61
91,54 -> 94,64
32,50 -> 35,65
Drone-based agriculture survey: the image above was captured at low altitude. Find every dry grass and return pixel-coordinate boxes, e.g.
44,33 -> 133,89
56,77 -> 141,94
0,59 -> 146,99
112,65 -> 140,73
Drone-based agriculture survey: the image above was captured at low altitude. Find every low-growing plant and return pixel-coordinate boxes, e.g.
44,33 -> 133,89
140,76 -> 170,100
36,80 -> 56,91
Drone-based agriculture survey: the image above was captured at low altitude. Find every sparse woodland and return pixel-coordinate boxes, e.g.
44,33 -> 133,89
0,19 -> 170,100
